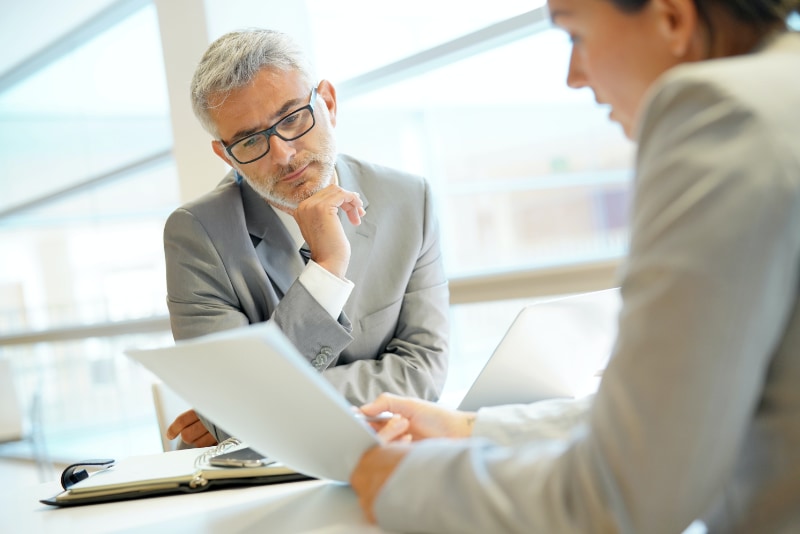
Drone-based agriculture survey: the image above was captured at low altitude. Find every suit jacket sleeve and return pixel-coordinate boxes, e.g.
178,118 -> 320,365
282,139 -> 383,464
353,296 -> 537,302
164,207 -> 250,337
164,205 -> 355,441
372,63 -> 800,533
316,176 -> 450,405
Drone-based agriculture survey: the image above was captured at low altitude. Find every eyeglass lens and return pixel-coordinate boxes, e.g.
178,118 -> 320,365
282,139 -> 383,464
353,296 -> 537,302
230,107 -> 315,164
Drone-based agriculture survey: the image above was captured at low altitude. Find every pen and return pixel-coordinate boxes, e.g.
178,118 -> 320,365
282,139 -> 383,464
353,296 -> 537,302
355,411 -> 394,422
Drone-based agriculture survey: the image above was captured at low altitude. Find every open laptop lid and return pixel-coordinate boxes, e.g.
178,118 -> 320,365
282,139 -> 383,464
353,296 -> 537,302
457,289 -> 620,411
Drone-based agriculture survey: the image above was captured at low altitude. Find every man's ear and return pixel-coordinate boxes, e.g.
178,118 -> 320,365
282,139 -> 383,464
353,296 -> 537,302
652,0 -> 699,57
211,140 -> 233,166
317,79 -> 338,127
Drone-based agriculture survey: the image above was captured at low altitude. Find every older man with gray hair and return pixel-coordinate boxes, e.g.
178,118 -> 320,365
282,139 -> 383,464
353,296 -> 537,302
163,28 -> 450,446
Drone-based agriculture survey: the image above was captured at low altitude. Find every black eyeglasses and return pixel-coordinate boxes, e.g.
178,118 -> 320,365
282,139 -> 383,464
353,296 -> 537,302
224,87 -> 317,165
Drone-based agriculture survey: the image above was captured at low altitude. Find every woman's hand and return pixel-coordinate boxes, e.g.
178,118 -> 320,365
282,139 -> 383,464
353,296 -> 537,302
350,443 -> 411,524
360,393 -> 477,442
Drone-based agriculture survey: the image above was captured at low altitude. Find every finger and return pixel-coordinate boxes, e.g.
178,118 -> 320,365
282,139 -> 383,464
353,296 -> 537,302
182,428 -> 216,447
339,194 -> 364,226
192,432 -> 218,448
351,444 -> 410,524
166,409 -> 198,439
360,393 -> 401,416
364,393 -> 423,419
365,503 -> 377,524
377,416 -> 410,443
341,202 -> 363,225
180,419 -> 211,444
355,492 -> 377,524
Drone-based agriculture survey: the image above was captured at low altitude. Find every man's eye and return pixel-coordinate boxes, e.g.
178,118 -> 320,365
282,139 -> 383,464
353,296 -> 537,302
242,136 -> 259,148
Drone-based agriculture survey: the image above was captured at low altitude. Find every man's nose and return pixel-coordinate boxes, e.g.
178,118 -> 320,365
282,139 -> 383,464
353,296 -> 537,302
268,134 -> 296,164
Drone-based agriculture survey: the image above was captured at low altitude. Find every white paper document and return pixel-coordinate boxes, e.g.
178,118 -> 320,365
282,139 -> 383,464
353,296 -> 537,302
126,322 -> 380,483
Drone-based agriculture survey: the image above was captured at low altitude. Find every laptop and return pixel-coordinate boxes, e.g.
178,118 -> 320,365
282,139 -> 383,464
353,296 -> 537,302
457,288 -> 620,411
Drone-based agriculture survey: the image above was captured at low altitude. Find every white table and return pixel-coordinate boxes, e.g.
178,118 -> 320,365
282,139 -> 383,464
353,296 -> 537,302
3,478 -> 386,533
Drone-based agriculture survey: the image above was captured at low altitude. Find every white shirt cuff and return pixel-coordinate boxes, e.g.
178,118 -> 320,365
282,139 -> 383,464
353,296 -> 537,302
298,260 -> 354,319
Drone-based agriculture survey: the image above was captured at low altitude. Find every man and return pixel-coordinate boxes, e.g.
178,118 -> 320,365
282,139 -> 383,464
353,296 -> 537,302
164,29 -> 449,446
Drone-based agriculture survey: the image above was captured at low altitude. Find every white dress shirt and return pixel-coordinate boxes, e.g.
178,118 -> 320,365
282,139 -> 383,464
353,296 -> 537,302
271,206 -> 354,320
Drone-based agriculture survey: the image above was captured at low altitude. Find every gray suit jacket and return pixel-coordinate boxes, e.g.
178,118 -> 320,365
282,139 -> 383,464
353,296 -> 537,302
374,32 -> 800,534
164,154 -> 449,440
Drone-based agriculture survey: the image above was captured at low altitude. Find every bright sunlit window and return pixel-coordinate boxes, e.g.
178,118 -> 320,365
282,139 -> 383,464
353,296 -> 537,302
305,0 -> 546,82
332,27 -> 633,277
0,3 -> 176,462
0,5 -> 171,213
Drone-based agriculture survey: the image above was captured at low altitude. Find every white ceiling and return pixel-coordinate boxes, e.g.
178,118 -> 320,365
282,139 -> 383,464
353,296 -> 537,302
0,0 -> 118,77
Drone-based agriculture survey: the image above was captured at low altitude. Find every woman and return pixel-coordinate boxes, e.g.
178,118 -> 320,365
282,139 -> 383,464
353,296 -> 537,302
350,1 -> 800,532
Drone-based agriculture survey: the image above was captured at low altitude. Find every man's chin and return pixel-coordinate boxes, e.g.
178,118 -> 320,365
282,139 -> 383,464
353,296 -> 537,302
237,175 -> 296,211
239,159 -> 334,210
257,181 -> 324,212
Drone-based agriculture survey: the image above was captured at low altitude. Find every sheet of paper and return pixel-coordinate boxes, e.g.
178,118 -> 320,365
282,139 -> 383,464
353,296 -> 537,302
126,322 -> 379,483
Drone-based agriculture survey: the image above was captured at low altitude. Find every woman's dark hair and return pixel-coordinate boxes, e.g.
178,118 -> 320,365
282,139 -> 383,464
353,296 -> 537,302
609,0 -> 800,31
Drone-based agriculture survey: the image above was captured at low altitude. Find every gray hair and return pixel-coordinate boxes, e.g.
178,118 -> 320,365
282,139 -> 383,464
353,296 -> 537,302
190,28 -> 316,138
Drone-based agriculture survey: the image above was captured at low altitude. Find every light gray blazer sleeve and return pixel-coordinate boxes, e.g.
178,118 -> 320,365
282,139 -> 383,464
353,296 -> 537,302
319,168 -> 450,405
373,44 -> 800,534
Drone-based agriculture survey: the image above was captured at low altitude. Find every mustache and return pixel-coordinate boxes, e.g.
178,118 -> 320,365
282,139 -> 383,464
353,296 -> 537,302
275,153 -> 325,180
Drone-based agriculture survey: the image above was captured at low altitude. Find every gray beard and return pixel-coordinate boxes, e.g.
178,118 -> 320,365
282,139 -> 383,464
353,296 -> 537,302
250,178 -> 322,211
240,149 -> 337,210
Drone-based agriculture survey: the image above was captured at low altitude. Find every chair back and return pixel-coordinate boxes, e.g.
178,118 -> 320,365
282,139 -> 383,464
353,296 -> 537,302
0,359 -> 23,443
151,381 -> 192,451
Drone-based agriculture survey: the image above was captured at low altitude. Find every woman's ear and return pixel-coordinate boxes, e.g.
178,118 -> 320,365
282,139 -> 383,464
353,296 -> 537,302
317,79 -> 338,127
652,0 -> 699,57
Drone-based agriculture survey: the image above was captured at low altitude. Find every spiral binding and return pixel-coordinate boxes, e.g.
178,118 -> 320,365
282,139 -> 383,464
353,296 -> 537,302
193,436 -> 242,470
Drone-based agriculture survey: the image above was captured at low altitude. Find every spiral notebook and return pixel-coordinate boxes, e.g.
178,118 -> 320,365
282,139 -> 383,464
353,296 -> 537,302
41,441 -> 310,507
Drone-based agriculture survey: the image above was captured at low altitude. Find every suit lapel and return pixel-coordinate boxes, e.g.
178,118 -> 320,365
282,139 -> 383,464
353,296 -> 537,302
336,159 -> 375,288
238,159 -> 376,295
240,178 -> 305,296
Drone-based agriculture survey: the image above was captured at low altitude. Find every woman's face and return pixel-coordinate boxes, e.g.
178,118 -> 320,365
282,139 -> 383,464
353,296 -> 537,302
548,0 -> 692,138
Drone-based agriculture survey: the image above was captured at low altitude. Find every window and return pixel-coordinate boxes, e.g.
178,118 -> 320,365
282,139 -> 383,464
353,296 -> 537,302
789,12 -> 800,30
333,27 -> 633,277
0,3 -> 176,461
306,0 -> 542,82
0,5 -> 171,212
